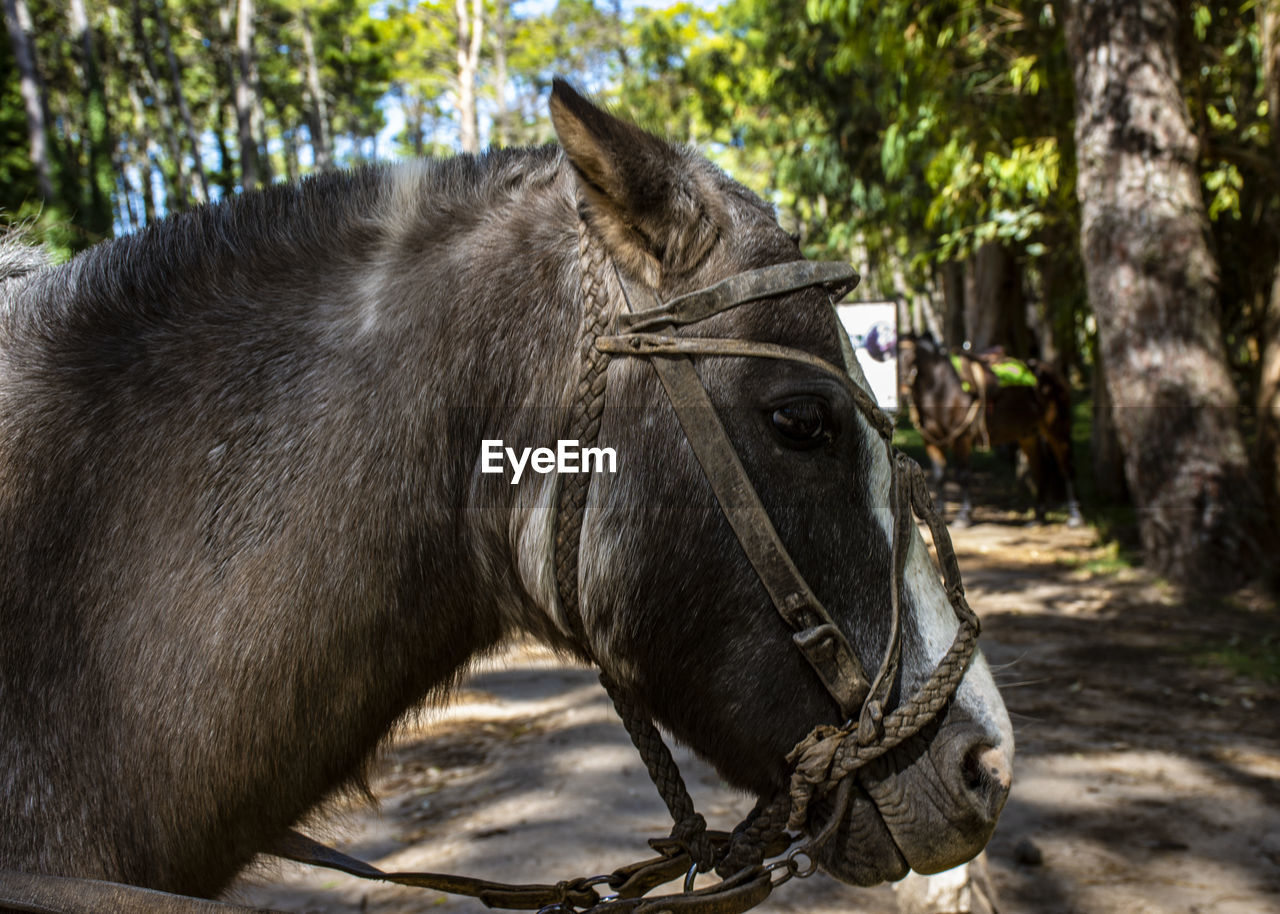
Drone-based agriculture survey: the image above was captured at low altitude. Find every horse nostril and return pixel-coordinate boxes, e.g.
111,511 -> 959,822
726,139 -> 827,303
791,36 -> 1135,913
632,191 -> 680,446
960,742 -> 1012,822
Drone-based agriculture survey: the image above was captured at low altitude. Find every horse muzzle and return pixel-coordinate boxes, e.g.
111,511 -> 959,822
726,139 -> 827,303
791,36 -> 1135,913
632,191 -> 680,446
811,715 -> 1012,885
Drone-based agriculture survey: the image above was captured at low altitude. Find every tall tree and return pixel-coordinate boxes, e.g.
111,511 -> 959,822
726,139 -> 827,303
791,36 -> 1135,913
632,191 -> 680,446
233,0 -> 261,188
489,0 -> 509,147
299,5 -> 332,170
132,0 -> 196,208
1062,0 -> 1269,587
454,0 -> 482,152
2,0 -> 52,200
154,0 -> 209,203
67,0 -> 115,234
247,3 -> 272,183
964,243 -> 1031,355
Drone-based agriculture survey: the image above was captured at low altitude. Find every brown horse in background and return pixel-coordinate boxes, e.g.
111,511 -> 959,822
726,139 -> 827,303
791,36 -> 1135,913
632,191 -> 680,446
898,333 -> 1083,527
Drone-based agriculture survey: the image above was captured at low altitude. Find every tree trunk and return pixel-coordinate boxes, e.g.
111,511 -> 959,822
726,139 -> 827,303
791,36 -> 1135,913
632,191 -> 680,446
300,6 -> 332,171
125,80 -> 159,225
1038,223 -> 1083,377
215,110 -> 235,198
3,0 -> 53,200
1063,0 -> 1270,588
1258,0 -> 1280,527
132,0 -> 193,209
233,0 -> 260,189
154,0 -> 209,203
1260,271 -> 1280,525
609,0 -> 629,69
251,64 -> 273,182
1090,355 -> 1128,503
455,0 -> 482,153
940,260 -> 966,349
67,0 -> 116,236
209,7 -> 241,198
407,96 -> 426,157
283,120 -> 299,183
965,242 -> 1030,355
117,166 -> 140,232
490,0 -> 509,148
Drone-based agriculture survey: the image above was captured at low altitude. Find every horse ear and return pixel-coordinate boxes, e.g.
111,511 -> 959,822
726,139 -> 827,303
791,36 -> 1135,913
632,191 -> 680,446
549,78 -> 722,285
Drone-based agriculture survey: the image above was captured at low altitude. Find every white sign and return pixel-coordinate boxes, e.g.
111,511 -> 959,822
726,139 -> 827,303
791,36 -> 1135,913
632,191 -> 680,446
835,301 -> 899,411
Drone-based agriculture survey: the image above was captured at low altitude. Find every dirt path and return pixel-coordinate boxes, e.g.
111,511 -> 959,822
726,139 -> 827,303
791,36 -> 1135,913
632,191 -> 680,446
960,522 -> 1280,914
229,520 -> 1280,914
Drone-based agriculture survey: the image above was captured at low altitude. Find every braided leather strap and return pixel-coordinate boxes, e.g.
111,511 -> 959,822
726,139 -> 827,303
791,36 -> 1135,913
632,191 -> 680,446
553,218 -> 619,647
599,671 -> 719,871
548,233 -> 984,904
783,455 -> 980,835
714,793 -> 792,878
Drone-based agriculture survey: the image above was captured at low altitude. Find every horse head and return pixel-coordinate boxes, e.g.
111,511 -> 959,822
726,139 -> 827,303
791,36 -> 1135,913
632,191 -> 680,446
544,83 -> 1012,885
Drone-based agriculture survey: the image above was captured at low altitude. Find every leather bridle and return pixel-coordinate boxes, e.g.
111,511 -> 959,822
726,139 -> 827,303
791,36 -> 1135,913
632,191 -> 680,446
0,218 -> 982,914
538,217 -> 983,908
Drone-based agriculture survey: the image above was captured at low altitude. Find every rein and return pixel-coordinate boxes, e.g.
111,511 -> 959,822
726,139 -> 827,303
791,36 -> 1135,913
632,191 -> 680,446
0,225 -> 981,914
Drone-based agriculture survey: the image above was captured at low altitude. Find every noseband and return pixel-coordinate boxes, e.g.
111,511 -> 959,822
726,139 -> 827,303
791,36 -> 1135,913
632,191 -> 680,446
549,217 -> 982,905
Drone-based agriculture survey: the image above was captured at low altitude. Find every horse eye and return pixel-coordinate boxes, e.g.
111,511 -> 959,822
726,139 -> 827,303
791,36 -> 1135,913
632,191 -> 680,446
770,400 -> 833,447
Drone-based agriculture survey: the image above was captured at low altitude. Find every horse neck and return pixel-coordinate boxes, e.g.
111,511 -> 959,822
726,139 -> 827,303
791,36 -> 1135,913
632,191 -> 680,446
0,157 -> 593,891
27,155 -> 588,678
355,157 -> 590,646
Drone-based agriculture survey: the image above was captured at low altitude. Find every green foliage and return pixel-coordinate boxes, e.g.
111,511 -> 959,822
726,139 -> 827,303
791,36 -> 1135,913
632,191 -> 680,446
309,0 -> 392,141
376,0 -> 454,155
0,37 -> 39,214
601,0 -> 1083,313
1,0 -> 1276,414
503,0 -> 630,144
925,135 -> 1059,262
1181,0 -> 1277,401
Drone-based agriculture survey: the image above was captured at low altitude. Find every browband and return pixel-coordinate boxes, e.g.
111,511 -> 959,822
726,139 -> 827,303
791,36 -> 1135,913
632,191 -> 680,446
618,261 -> 859,333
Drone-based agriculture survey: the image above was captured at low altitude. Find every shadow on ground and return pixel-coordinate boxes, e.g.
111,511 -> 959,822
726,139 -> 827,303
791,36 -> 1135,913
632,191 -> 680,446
229,519 -> 1280,914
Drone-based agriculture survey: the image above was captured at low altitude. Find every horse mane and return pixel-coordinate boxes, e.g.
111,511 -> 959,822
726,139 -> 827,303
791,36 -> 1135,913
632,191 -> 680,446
5,147 -> 563,340
0,224 -> 51,283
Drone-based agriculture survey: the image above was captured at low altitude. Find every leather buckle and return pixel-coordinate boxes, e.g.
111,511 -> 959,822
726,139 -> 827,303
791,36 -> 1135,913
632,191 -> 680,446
792,623 -> 870,719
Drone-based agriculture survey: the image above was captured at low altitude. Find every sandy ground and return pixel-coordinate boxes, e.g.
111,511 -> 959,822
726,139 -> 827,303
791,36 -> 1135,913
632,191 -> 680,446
228,518 -> 1280,914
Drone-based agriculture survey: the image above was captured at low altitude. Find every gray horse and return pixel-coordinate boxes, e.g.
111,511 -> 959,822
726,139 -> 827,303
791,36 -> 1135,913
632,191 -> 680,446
0,82 -> 1012,906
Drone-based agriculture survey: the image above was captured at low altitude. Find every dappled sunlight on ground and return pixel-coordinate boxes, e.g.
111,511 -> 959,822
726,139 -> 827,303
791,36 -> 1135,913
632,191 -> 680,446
229,519 -> 1280,914
230,648 -> 895,913
953,521 -> 1280,914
